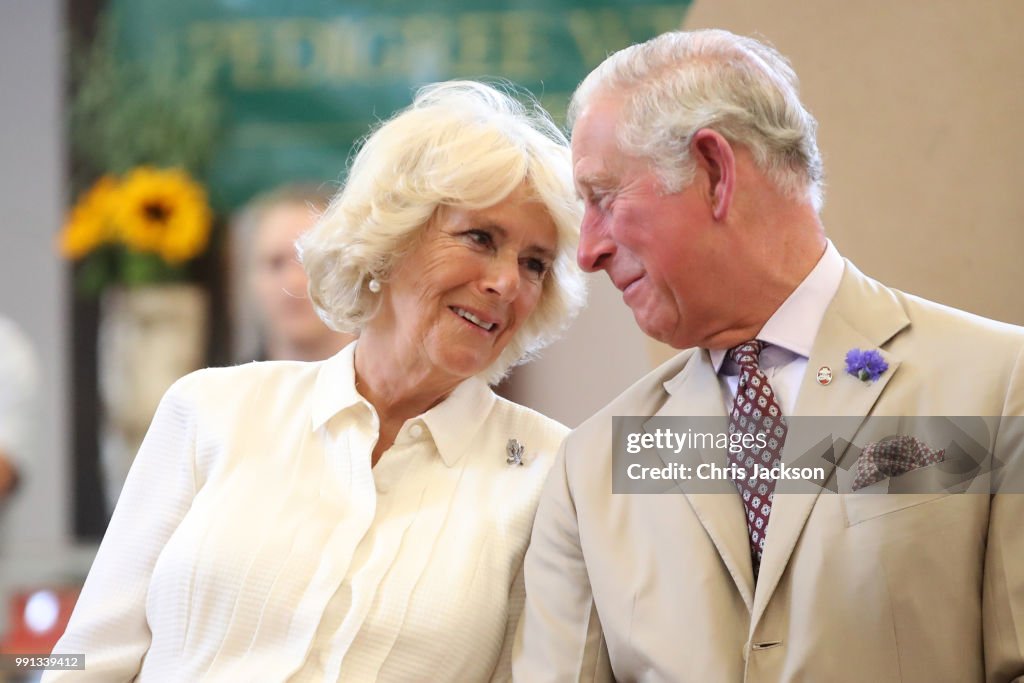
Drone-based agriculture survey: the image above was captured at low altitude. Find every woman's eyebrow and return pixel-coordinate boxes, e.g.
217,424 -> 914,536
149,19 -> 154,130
471,222 -> 556,260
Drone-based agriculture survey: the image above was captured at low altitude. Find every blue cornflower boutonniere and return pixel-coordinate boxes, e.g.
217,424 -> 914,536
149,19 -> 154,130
845,348 -> 889,382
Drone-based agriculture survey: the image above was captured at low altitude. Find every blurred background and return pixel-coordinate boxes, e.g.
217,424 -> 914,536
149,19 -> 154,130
0,0 -> 1021,666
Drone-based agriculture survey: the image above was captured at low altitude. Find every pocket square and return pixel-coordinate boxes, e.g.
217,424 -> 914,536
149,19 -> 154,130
852,436 -> 945,491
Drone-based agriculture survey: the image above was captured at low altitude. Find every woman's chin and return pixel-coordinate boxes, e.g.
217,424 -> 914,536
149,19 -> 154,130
431,349 -> 496,381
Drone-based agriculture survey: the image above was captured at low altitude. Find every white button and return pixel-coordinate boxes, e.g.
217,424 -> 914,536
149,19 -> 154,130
409,424 -> 424,439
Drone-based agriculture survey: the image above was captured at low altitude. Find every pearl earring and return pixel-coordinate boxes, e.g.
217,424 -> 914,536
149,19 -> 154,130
368,278 -> 381,293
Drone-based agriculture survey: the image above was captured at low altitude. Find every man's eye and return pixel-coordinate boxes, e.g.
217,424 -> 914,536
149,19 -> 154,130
587,192 -> 611,212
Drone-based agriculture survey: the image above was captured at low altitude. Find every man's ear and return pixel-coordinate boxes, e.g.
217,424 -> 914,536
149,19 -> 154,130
690,129 -> 735,222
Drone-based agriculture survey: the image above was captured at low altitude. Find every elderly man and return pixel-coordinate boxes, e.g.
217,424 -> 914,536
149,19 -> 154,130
515,30 -> 1024,682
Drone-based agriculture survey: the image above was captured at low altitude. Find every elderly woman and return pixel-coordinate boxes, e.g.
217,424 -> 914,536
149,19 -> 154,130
48,81 -> 585,682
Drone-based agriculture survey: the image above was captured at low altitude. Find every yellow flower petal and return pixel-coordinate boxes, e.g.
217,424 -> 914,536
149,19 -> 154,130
58,175 -> 120,260
114,166 -> 212,262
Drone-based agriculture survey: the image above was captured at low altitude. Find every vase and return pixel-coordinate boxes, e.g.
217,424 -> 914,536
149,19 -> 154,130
97,283 -> 208,514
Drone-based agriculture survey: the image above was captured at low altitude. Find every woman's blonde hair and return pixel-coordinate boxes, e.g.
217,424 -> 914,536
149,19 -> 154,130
298,80 -> 586,383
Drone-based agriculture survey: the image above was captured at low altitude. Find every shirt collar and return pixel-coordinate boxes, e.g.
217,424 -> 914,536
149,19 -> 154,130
310,340 -> 496,468
710,239 -> 845,372
420,375 -> 495,467
311,340 -> 365,431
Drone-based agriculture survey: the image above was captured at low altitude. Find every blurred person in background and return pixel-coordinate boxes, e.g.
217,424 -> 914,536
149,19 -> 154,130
46,80 -> 585,682
0,316 -> 39,505
230,184 -> 356,363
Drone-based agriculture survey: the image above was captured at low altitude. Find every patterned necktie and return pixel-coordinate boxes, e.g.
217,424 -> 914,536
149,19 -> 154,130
727,341 -> 788,579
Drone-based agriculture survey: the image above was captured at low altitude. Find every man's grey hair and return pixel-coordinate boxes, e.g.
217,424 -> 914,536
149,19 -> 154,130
569,29 -> 825,212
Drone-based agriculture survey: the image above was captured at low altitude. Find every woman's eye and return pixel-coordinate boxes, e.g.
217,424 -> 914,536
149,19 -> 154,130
522,257 -> 550,278
464,229 -> 495,248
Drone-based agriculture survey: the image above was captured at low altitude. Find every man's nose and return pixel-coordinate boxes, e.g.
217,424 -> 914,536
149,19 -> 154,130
576,206 -> 615,272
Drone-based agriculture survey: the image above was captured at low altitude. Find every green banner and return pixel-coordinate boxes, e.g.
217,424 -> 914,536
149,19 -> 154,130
111,0 -> 690,209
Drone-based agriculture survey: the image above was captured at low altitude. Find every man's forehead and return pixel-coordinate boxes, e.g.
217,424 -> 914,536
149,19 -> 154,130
572,142 -> 624,194
571,97 -> 626,181
571,98 -> 621,146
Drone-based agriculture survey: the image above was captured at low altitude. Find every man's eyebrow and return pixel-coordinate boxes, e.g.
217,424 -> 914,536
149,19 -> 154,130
575,171 -> 615,195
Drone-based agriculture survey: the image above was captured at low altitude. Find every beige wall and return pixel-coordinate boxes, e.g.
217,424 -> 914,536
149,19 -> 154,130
518,0 -> 1023,414
685,0 -> 1024,322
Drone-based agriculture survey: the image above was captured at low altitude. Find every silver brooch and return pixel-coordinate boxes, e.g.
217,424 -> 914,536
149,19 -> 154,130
506,438 -> 525,466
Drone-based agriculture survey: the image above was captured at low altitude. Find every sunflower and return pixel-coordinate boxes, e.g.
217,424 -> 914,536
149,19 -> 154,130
114,166 -> 212,264
58,175 -> 120,259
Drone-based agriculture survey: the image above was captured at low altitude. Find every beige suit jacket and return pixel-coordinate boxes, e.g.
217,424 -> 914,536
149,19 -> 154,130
515,261 -> 1024,683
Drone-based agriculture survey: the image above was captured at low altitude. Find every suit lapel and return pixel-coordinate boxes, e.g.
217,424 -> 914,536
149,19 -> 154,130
751,260 -> 911,627
645,349 -> 756,612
